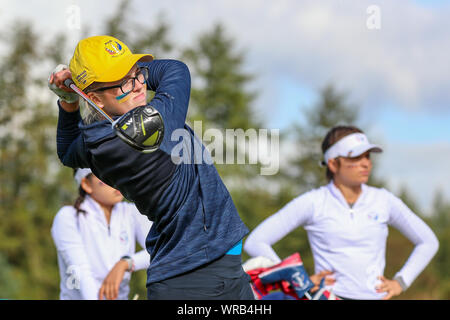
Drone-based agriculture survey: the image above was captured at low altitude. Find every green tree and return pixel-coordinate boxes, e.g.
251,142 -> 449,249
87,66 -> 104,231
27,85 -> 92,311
182,25 -> 263,196
0,21 -> 74,299
181,23 -> 266,182
429,190 -> 450,298
182,23 -> 259,130
283,84 -> 360,194
0,253 -> 19,299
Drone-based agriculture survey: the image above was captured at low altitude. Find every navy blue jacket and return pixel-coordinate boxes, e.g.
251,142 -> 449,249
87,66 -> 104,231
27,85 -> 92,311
56,59 -> 249,284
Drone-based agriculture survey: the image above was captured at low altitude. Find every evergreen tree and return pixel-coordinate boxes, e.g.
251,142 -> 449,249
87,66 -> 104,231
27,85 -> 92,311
0,21 -> 73,299
182,23 -> 259,130
284,85 -> 360,193
181,23 -> 271,195
430,190 -> 450,298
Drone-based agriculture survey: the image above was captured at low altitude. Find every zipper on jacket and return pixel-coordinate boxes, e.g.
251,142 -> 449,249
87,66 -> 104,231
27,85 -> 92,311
202,202 -> 207,232
193,150 -> 207,232
195,163 -> 208,232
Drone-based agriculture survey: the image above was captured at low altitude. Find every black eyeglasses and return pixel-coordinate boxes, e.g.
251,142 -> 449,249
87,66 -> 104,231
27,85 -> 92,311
92,67 -> 149,95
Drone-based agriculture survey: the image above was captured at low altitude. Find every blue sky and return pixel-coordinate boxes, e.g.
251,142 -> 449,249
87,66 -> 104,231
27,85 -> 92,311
377,107 -> 450,144
2,0 -> 449,213
273,75 -> 450,144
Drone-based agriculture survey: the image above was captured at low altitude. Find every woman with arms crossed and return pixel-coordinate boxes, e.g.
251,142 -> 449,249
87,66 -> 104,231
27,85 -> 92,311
244,126 -> 439,300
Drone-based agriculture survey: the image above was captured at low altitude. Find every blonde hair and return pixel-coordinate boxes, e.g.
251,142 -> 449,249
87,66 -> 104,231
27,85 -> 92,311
80,82 -> 107,124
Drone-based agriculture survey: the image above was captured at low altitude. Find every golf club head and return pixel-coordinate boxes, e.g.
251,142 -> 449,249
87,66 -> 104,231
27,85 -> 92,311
112,104 -> 164,153
63,78 -> 164,153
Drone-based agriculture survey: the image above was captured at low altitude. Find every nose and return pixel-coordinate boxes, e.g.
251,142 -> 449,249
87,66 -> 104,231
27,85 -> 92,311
133,78 -> 144,92
360,155 -> 371,167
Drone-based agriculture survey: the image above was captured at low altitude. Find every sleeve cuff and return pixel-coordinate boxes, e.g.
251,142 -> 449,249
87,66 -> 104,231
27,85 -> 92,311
58,100 -> 82,117
131,251 -> 151,271
393,275 -> 408,291
120,256 -> 135,272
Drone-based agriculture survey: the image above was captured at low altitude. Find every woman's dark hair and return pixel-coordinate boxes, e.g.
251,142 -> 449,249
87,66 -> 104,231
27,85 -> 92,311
321,125 -> 364,181
73,169 -> 92,216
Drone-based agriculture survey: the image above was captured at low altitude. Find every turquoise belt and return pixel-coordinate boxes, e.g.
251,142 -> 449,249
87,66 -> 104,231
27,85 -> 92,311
226,239 -> 243,255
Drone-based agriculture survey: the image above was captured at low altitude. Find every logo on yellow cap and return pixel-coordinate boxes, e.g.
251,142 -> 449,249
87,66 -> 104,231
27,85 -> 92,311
104,40 -> 124,57
75,70 -> 88,85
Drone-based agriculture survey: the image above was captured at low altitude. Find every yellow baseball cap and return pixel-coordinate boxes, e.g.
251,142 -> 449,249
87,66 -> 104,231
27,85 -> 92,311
69,35 -> 153,91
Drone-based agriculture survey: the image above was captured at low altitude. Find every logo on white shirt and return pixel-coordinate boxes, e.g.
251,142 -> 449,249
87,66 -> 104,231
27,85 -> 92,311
367,212 -> 379,221
120,230 -> 129,246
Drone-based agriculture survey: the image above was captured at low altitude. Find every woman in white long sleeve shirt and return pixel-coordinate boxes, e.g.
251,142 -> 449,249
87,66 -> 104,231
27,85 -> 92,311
51,168 -> 153,300
244,126 -> 439,300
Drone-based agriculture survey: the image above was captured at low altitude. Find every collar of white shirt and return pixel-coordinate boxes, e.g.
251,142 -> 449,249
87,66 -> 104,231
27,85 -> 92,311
327,181 -> 368,209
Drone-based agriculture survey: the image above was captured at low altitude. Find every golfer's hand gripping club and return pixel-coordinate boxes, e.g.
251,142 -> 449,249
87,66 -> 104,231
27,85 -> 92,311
48,64 -> 79,103
63,79 -> 164,153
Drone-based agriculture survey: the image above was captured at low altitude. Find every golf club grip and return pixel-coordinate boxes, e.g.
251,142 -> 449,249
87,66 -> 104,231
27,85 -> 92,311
64,78 -> 75,89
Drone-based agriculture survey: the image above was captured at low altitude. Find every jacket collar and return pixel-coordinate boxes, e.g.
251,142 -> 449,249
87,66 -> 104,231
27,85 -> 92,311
327,181 -> 367,209
80,195 -> 118,226
79,118 -> 117,146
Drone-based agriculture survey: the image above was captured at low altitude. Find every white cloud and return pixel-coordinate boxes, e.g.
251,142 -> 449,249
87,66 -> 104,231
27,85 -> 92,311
3,0 -> 449,111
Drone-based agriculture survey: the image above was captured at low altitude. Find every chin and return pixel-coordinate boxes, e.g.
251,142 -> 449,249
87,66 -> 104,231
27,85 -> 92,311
359,176 -> 370,184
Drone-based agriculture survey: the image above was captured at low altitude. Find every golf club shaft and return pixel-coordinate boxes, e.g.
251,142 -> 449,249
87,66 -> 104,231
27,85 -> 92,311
63,79 -> 114,123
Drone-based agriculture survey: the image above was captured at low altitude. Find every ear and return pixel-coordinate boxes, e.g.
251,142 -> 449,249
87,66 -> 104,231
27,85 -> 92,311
86,92 -> 105,109
327,158 -> 339,175
80,177 -> 93,194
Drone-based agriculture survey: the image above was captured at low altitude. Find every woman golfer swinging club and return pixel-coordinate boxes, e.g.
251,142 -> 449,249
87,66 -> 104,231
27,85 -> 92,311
48,35 -> 254,300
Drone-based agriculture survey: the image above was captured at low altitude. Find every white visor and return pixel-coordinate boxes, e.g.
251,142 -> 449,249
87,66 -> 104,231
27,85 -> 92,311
74,168 -> 92,186
323,133 -> 382,165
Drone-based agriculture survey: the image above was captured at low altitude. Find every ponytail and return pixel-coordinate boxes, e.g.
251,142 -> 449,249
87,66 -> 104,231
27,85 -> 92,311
72,169 -> 92,216
73,185 -> 88,216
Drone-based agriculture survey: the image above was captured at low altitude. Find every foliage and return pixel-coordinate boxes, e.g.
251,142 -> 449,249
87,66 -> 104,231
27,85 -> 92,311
0,22 -> 75,299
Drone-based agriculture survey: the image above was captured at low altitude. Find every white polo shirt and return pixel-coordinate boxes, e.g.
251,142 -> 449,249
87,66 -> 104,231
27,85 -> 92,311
244,182 -> 439,300
51,196 -> 152,300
